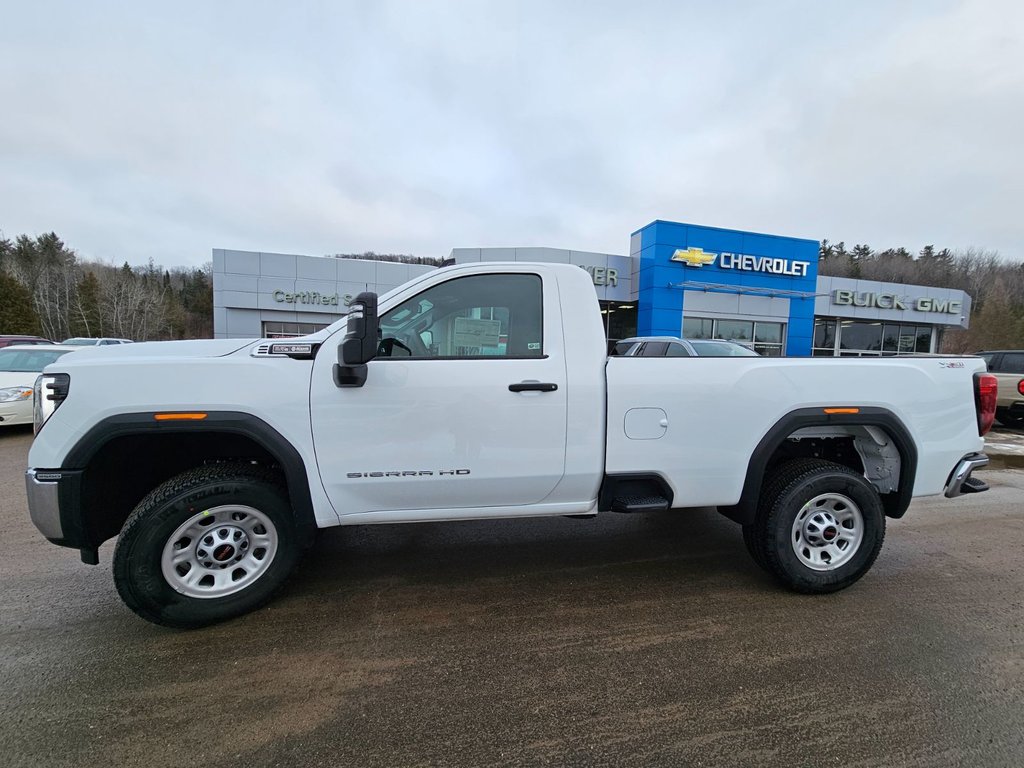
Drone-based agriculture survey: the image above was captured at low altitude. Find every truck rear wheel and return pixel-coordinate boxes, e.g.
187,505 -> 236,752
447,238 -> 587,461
748,459 -> 885,593
113,463 -> 301,628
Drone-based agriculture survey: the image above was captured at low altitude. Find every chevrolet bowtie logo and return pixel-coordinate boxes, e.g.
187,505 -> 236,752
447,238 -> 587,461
671,247 -> 718,267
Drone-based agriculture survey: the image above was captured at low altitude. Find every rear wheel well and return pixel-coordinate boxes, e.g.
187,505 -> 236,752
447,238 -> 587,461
765,432 -> 865,480
719,409 -> 916,524
80,432 -> 290,550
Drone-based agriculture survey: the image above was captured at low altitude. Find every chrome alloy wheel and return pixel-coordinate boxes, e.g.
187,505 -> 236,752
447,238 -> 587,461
791,493 -> 864,571
160,505 -> 279,598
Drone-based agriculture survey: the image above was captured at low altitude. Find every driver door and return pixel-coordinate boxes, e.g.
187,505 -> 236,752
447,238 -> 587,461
309,270 -> 568,517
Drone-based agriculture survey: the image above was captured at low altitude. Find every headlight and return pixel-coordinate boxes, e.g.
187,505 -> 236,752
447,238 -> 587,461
0,387 -> 34,402
33,373 -> 70,435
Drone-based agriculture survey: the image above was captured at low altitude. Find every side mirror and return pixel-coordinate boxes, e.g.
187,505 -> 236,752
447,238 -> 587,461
334,292 -> 378,388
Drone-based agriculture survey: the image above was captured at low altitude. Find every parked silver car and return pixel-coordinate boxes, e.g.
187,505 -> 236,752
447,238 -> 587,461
61,337 -> 134,346
614,336 -> 759,357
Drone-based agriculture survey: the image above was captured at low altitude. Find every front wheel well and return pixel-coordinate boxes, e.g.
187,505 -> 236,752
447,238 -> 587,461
68,412 -> 319,555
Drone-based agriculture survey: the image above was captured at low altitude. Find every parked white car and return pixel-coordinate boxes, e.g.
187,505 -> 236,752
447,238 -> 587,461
61,337 -> 134,346
0,346 -> 79,427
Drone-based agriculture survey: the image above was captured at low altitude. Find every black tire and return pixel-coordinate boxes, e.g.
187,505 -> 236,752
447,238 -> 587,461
742,459 -> 809,572
742,524 -> 768,571
748,458 -> 885,593
113,462 -> 302,628
996,409 -> 1024,429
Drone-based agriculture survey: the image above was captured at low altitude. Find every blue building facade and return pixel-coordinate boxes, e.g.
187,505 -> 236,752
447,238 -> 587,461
631,220 -> 820,356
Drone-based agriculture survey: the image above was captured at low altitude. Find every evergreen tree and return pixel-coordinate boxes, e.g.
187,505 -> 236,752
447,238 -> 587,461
0,271 -> 41,335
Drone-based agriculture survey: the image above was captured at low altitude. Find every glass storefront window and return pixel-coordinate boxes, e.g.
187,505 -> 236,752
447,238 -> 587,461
882,325 -> 899,353
815,318 -> 936,357
604,301 -> 637,351
682,317 -> 714,339
898,328 -> 916,353
839,321 -> 883,352
813,319 -> 836,356
262,321 -> 329,338
716,320 -> 754,342
916,326 -> 932,353
755,323 -> 782,344
683,317 -> 784,355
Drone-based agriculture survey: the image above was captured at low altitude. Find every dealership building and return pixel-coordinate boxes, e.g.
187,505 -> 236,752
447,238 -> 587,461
213,219 -> 971,356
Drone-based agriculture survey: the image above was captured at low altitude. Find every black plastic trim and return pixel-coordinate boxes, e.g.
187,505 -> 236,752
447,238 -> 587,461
60,411 -> 318,546
718,406 -> 918,524
508,382 -> 558,392
599,473 -> 674,512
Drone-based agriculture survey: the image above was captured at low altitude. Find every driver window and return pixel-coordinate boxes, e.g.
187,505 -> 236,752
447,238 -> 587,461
377,273 -> 544,359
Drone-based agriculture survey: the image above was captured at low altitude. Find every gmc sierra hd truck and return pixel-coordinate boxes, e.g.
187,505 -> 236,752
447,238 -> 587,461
26,263 -> 996,628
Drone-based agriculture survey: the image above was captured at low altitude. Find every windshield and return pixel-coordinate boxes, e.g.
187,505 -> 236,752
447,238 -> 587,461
690,341 -> 759,357
61,338 -> 98,346
0,348 -> 74,372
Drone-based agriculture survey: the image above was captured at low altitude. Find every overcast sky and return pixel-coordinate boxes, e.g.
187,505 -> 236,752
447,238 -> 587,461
2,0 -> 1022,268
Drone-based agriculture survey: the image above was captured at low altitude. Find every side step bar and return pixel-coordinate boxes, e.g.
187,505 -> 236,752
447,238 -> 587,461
611,495 -> 670,513
944,453 -> 990,498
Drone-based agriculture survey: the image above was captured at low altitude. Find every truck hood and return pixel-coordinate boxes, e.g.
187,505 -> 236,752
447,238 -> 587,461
55,338 -> 258,366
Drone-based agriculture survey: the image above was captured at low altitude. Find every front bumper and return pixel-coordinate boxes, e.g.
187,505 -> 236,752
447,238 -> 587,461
25,468 -> 93,561
943,453 -> 990,498
26,469 -> 63,539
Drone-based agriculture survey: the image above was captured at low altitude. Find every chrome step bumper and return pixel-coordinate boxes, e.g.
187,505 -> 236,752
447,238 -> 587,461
944,453 -> 990,498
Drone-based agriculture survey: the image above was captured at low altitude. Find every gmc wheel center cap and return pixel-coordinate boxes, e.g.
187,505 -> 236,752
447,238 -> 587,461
214,544 -> 235,561
823,526 -> 838,541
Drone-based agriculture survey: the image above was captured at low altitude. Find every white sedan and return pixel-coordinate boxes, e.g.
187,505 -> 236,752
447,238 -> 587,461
0,345 -> 79,427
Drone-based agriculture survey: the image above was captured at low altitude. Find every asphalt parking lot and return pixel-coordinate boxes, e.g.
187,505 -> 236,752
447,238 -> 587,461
1,424 -> 1023,767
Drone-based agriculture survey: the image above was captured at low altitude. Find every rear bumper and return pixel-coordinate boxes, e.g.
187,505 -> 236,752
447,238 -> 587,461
943,453 -> 990,498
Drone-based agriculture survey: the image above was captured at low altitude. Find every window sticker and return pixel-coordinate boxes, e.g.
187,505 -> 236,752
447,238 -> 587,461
453,317 -> 502,348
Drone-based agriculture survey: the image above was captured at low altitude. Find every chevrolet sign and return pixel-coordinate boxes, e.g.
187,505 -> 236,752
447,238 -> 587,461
671,247 -> 810,277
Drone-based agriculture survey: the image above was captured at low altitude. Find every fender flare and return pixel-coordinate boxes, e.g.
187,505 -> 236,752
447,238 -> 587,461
62,411 -> 318,542
718,406 -> 918,525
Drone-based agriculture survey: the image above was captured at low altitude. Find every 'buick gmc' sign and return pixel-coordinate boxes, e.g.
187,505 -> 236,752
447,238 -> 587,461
832,290 -> 963,314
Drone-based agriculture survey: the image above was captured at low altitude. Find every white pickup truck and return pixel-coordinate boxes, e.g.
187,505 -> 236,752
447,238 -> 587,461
27,262 -> 996,627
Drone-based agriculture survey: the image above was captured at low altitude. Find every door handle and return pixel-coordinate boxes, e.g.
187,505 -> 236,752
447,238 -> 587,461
508,381 -> 558,393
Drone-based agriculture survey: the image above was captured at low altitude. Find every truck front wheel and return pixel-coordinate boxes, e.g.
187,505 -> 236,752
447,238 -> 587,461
748,459 -> 885,593
113,463 -> 301,628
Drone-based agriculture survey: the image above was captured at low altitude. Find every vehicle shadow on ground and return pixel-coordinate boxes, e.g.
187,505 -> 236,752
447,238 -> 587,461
288,507 -> 770,600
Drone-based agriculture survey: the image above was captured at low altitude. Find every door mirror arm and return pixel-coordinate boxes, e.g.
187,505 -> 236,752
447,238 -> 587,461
334,292 -> 379,388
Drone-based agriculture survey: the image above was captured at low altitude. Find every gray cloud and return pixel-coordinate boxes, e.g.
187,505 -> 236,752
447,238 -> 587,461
1,0 -> 1021,268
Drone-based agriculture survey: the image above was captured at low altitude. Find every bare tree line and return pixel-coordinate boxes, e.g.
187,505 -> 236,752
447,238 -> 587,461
328,251 -> 445,266
3,230 -> 1022,350
0,232 -> 212,341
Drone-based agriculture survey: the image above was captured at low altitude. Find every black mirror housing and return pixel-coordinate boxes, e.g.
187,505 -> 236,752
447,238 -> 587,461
334,292 -> 378,388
